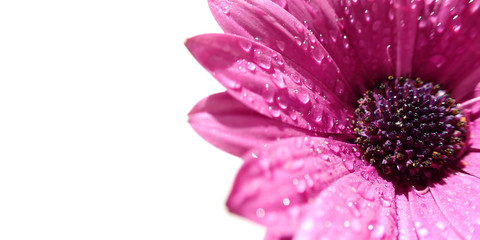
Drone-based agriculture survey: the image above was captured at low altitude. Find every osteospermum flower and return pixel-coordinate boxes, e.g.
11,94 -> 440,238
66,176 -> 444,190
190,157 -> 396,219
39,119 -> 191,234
186,0 -> 480,239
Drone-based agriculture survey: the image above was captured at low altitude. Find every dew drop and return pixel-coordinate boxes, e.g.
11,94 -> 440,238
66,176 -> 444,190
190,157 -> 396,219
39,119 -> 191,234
295,22 -> 304,34
256,208 -> 265,218
418,228 -> 429,237
365,10 -> 371,22
253,49 -> 272,70
288,111 -> 298,121
276,40 -> 286,52
347,202 -> 361,217
283,159 -> 304,171
272,73 -> 287,89
414,186 -> 430,195
276,96 -> 288,109
296,89 -> 310,104
246,62 -> 256,72
381,198 -> 391,207
335,79 -> 345,95
269,105 -> 281,118
239,40 -> 252,52
430,55 -> 446,68
221,75 -> 241,90
262,83 -> 275,103
372,224 -> 386,238
283,198 -> 291,206
294,179 -> 307,193
312,49 -> 325,64
343,159 -> 355,172
328,143 -> 340,153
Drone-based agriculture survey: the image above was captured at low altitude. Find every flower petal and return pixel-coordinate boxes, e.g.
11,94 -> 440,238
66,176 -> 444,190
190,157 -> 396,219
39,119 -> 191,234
280,0 -> 367,92
188,92 -> 314,156
412,0 -> 480,100
460,82 -> 480,121
227,137 -> 362,235
469,120 -> 480,150
395,190 -> 418,240
294,166 -> 397,240
286,0 -> 423,85
408,189 -> 462,239
208,0 -> 358,104
185,33 -> 353,134
264,230 -> 292,240
429,170 -> 480,239
458,152 -> 480,178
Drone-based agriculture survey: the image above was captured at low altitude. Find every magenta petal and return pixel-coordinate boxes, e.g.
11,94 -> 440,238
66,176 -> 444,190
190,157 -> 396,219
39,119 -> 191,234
395,192 -> 418,240
294,167 -> 397,240
227,137 -> 362,235
429,171 -> 480,239
281,0 -> 367,92
408,189 -> 462,239
287,0 -> 422,85
458,152 -> 480,179
264,230 -> 292,240
412,0 -> 480,100
189,92 -> 312,157
185,34 -> 353,134
208,0 -> 358,104
321,0 -> 409,81
469,120 -> 480,150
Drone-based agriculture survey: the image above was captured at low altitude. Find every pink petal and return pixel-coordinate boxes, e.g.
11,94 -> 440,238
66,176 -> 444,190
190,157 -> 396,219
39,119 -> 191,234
429,170 -> 480,239
408,189 -> 462,239
412,0 -> 480,100
469,120 -> 480,150
294,166 -> 397,240
460,82 -> 480,120
285,0 -> 423,86
280,0 -> 368,92
458,152 -> 480,178
188,92 -> 313,157
227,137 -> 363,236
185,34 -> 353,134
264,230 -> 292,240
395,191 -> 418,240
208,0 -> 358,104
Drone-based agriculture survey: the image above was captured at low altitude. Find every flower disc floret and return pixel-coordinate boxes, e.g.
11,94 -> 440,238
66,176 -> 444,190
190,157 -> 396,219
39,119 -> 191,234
354,76 -> 468,184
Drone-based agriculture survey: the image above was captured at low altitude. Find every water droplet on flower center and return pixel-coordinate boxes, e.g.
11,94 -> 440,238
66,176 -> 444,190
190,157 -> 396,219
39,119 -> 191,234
354,76 -> 469,185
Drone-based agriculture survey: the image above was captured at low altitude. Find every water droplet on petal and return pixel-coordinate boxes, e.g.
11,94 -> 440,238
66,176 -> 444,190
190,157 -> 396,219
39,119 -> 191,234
262,84 -> 275,103
372,223 -> 386,238
343,159 -> 355,172
239,40 -> 252,52
414,186 -> 430,195
272,72 -> 287,89
296,89 -> 310,104
246,62 -> 256,72
276,96 -> 288,109
220,74 -> 241,90
256,208 -> 265,218
430,55 -> 446,68
418,228 -> 429,237
253,49 -> 272,69
312,50 -> 325,64
283,198 -> 290,206
269,105 -> 281,118
276,40 -> 286,52
288,111 -> 298,121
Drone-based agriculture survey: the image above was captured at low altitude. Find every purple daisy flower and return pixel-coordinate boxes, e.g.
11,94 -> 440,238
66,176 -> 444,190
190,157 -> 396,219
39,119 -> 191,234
186,0 -> 480,239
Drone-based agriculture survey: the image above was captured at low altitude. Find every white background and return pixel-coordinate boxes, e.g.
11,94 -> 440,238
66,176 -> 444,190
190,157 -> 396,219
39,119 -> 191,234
0,1 -> 263,239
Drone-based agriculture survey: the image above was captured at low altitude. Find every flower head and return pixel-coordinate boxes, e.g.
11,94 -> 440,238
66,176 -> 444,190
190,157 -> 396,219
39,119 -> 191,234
186,0 -> 480,239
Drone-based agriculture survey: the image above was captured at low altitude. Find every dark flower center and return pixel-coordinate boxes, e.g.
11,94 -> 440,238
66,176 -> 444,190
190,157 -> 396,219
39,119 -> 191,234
354,76 -> 468,185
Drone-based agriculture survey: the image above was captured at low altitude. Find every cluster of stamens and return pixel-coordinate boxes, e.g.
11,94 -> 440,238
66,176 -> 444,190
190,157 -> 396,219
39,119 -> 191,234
354,76 -> 468,184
